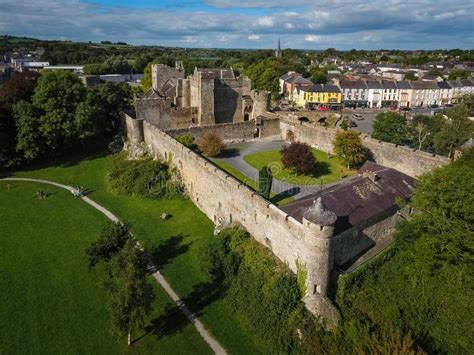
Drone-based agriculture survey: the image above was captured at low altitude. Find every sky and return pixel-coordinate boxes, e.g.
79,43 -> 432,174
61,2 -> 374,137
0,0 -> 473,50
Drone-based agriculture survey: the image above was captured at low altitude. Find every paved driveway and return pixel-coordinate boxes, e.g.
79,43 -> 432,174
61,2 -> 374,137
212,140 -> 356,201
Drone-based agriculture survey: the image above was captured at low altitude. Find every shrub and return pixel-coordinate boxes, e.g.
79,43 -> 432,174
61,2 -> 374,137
175,133 -> 196,149
201,227 -> 307,353
107,153 -> 182,198
281,142 -> 317,174
333,130 -> 367,168
197,131 -> 225,156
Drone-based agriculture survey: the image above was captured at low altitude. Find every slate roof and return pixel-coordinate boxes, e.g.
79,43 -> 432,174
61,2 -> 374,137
460,79 -> 474,87
381,81 -> 397,89
287,76 -> 312,85
447,80 -> 463,88
366,80 -> 383,89
396,81 -> 412,89
340,80 -> 368,90
302,84 -> 341,93
437,81 -> 452,89
410,81 -> 438,90
280,161 -> 414,233
280,72 -> 300,81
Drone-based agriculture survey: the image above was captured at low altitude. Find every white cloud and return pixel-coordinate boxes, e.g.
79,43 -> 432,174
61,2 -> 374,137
257,16 -> 274,27
305,35 -> 321,42
248,34 -> 260,40
180,36 -> 198,43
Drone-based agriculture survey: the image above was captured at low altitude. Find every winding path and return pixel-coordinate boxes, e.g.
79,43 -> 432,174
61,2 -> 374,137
1,177 -> 227,355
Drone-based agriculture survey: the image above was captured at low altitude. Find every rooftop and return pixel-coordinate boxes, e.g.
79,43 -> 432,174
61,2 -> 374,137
280,161 -> 414,233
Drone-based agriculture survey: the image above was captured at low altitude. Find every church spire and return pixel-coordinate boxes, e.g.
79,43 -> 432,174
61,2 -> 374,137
275,37 -> 282,58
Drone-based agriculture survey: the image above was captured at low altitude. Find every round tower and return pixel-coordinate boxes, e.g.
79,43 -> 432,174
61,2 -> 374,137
251,90 -> 270,119
302,197 -> 337,298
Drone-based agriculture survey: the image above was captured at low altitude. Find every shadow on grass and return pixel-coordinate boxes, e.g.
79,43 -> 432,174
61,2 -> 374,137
312,161 -> 331,178
218,147 -> 241,158
270,187 -> 300,204
148,235 -> 192,269
0,143 -> 110,178
142,280 -> 226,342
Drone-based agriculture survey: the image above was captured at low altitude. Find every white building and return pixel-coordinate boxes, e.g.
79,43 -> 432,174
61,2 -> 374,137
366,80 -> 383,108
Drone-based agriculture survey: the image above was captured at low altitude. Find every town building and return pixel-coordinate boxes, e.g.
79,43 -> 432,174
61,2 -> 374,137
396,81 -> 413,108
437,81 -> 453,106
366,80 -> 383,108
279,72 -> 312,100
293,84 -> 342,109
340,80 -> 368,108
381,81 -> 398,108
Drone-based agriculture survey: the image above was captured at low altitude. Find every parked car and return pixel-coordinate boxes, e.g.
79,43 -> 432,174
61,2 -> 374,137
319,106 -> 329,111
400,107 -> 412,111
352,113 -> 364,120
430,104 -> 439,108
349,120 -> 357,128
389,106 -> 398,111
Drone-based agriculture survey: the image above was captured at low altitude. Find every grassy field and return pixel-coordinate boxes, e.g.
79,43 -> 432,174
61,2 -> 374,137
243,148 -> 355,185
211,159 -> 294,205
3,154 -> 275,354
0,181 -> 211,354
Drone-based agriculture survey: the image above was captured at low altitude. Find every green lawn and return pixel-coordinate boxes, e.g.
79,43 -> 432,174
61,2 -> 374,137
243,148 -> 355,185
0,181 -> 211,354
4,155 -> 275,354
211,160 -> 294,205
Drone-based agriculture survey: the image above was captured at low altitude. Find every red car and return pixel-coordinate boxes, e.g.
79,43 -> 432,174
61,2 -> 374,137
319,106 -> 329,111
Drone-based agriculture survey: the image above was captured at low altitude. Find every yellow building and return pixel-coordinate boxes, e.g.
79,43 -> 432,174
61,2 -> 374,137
296,84 -> 342,108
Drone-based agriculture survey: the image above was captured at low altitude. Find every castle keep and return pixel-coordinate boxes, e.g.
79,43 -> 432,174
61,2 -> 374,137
125,67 -> 451,323
135,63 -> 270,130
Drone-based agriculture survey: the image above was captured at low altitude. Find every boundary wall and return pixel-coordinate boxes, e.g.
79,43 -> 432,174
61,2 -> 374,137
280,116 -> 450,177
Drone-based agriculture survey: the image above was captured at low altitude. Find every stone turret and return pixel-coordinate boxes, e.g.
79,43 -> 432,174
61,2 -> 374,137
301,197 -> 340,322
251,90 -> 270,120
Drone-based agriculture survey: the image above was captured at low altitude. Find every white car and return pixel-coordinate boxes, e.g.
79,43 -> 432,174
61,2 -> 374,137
352,113 -> 364,120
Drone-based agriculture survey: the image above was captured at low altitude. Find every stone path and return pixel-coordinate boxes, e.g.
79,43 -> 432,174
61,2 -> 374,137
212,140 -> 356,200
1,177 -> 227,355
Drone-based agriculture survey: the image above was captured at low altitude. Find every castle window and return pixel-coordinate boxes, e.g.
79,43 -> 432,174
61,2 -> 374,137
244,113 -> 249,121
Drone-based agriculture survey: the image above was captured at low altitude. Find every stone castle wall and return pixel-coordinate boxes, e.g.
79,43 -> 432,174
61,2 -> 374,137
152,64 -> 184,91
280,116 -> 450,177
135,98 -> 198,130
166,117 -> 281,142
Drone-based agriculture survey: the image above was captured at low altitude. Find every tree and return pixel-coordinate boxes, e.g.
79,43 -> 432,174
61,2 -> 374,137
448,68 -> 470,80
408,114 -> 444,151
86,222 -> 132,270
104,238 -> 155,346
404,72 -> 417,81
258,166 -> 273,199
80,82 -> 133,135
333,130 -> 367,168
372,112 -> 408,145
141,62 -> 156,91
310,69 -> 327,84
0,71 -> 40,166
281,142 -> 317,174
197,131 -> 225,156
15,70 -> 90,160
433,104 -> 474,157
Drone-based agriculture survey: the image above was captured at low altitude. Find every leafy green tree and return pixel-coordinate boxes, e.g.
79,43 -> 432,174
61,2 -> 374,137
404,72 -> 417,81
372,112 -> 408,145
0,71 -> 40,166
104,238 -> 155,346
258,166 -> 273,199
310,69 -> 327,84
14,70 -> 90,160
86,222 -> 132,270
333,130 -> 367,168
448,68 -> 470,80
141,62 -> 155,91
408,114 -> 444,150
433,104 -> 474,157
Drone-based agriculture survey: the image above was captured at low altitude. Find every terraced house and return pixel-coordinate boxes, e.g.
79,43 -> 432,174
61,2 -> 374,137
293,84 -> 342,109
340,80 -> 368,108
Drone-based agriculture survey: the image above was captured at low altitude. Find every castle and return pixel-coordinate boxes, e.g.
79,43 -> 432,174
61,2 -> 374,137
135,63 -> 270,130
124,66 -> 451,323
